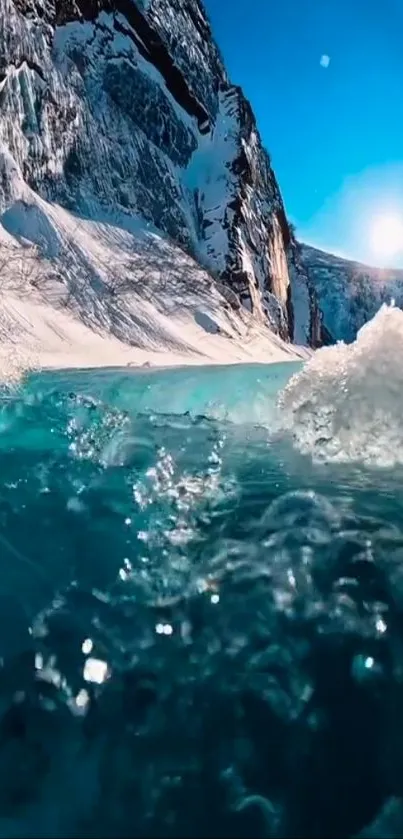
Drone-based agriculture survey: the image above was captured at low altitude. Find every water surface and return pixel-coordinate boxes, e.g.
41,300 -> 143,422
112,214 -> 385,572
0,357 -> 401,838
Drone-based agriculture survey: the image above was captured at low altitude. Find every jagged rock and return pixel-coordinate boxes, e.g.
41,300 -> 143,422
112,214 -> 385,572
0,0 -> 320,346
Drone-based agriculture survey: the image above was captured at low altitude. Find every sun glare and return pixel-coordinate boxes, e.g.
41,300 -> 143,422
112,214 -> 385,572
370,213 -> 403,261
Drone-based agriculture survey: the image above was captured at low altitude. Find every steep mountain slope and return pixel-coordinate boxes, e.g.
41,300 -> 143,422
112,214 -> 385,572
302,243 -> 403,343
0,0 -> 319,364
0,153 -> 312,378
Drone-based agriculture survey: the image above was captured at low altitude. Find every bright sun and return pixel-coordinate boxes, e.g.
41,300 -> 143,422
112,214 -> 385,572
370,213 -> 403,260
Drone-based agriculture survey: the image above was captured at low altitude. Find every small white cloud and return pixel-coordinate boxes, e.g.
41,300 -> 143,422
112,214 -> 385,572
320,54 -> 331,69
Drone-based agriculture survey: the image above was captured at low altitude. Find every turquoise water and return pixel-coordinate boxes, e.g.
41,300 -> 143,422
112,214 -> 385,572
0,359 -> 402,837
26,361 -> 303,425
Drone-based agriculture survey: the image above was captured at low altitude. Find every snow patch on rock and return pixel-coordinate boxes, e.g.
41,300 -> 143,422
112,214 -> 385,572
0,0 -> 319,359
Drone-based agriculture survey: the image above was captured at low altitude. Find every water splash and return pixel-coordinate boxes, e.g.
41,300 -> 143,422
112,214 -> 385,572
279,303 -> 403,467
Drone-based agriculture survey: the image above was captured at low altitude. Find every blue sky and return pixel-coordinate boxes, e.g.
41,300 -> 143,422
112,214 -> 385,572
204,0 -> 403,266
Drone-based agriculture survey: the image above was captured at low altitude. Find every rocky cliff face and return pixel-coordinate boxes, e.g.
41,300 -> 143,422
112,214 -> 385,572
0,0 -> 319,346
302,243 -> 403,343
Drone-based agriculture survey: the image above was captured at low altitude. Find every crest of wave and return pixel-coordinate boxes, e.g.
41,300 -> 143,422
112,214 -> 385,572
278,303 -> 403,467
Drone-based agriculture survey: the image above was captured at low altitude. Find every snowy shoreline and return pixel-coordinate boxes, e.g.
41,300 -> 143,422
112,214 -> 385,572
0,290 -> 310,383
0,183 -> 311,383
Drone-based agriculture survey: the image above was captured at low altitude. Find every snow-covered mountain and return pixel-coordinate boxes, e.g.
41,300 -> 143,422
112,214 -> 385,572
302,243 -> 403,343
0,0 -> 320,361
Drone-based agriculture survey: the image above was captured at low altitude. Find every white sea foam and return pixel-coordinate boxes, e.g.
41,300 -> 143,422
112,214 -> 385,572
278,303 -> 403,467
